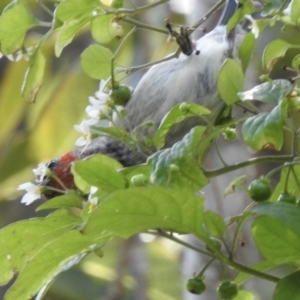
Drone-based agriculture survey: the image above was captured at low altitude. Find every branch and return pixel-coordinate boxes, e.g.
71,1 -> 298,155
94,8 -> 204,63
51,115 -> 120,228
204,155 -> 294,178
103,0 -> 170,15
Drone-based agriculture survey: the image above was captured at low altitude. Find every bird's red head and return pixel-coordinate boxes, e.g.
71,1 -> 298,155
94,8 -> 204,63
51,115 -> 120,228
36,151 -> 81,198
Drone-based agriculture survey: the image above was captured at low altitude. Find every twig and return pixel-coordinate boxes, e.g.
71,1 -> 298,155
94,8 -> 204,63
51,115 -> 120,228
205,155 -> 294,178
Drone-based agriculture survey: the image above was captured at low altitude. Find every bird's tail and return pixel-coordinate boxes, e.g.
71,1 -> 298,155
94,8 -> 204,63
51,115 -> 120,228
218,0 -> 238,26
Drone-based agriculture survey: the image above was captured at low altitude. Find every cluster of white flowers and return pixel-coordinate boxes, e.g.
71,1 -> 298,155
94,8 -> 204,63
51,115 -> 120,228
0,47 -> 33,62
17,163 -> 50,205
73,80 -> 114,148
17,82 -> 117,205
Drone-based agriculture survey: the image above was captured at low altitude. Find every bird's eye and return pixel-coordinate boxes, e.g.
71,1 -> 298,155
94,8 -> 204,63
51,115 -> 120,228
46,160 -> 57,171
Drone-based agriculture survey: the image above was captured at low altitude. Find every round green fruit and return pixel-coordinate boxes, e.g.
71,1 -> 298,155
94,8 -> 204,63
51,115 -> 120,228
248,179 -> 272,202
277,193 -> 297,204
217,281 -> 238,299
179,102 -> 190,113
224,128 -> 237,141
186,277 -> 206,295
110,85 -> 131,106
131,174 -> 147,187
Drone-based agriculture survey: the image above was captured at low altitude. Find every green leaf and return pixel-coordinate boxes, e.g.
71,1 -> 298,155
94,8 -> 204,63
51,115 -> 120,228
148,127 -> 208,191
36,192 -> 83,211
238,79 -> 292,104
0,210 -> 81,286
54,0 -> 100,23
111,0 -> 124,8
55,15 -> 91,57
273,270 -> 300,300
4,230 -> 109,300
21,47 -> 46,103
261,0 -> 283,17
217,59 -> 244,105
291,54 -> 300,70
263,39 -> 299,73
242,99 -> 288,151
0,4 -> 37,55
203,211 -> 226,238
85,187 -> 207,239
226,1 -> 256,32
250,202 -> 300,239
72,154 -> 126,192
290,0 -> 300,24
270,165 -> 300,202
91,15 -> 123,44
152,103 -> 211,149
93,126 -> 132,145
252,216 -> 300,263
239,32 -> 257,73
194,124 -> 228,158
224,175 -> 247,196
80,45 -> 113,79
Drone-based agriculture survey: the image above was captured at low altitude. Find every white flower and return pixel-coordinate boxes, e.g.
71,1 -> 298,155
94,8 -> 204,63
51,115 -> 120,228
88,186 -> 99,211
17,182 -> 42,205
1,47 -> 33,62
85,80 -> 113,120
89,186 -> 99,204
90,186 -> 98,195
74,119 -> 98,147
245,15 -> 259,38
86,93 -> 112,120
6,54 -> 15,61
33,163 -> 49,183
95,90 -> 110,102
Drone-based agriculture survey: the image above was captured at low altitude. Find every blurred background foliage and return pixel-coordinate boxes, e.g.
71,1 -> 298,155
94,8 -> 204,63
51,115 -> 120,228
1,0 -> 300,299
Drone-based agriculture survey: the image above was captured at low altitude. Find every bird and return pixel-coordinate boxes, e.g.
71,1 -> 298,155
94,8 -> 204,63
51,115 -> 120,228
36,0 -> 244,198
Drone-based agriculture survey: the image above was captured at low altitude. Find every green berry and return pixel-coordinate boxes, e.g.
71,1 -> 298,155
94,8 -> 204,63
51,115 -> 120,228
217,281 -> 238,299
169,164 -> 179,172
179,102 -> 190,113
110,85 -> 131,106
248,179 -> 272,202
186,277 -> 206,295
223,128 -> 237,141
131,174 -> 147,187
277,192 -> 297,204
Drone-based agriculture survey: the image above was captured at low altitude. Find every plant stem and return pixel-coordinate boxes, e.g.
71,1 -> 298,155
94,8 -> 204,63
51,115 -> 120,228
205,155 -> 294,178
223,257 -> 280,283
153,230 -> 280,283
190,0 -> 227,33
121,17 -> 169,34
266,161 -> 300,180
198,258 -> 216,277
37,0 -> 54,17
111,26 -> 137,88
117,52 -> 177,75
103,0 -> 169,16
230,214 -> 248,258
153,230 -> 216,258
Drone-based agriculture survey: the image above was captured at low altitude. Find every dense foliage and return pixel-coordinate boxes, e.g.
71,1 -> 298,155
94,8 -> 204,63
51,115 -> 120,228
1,0 -> 300,299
